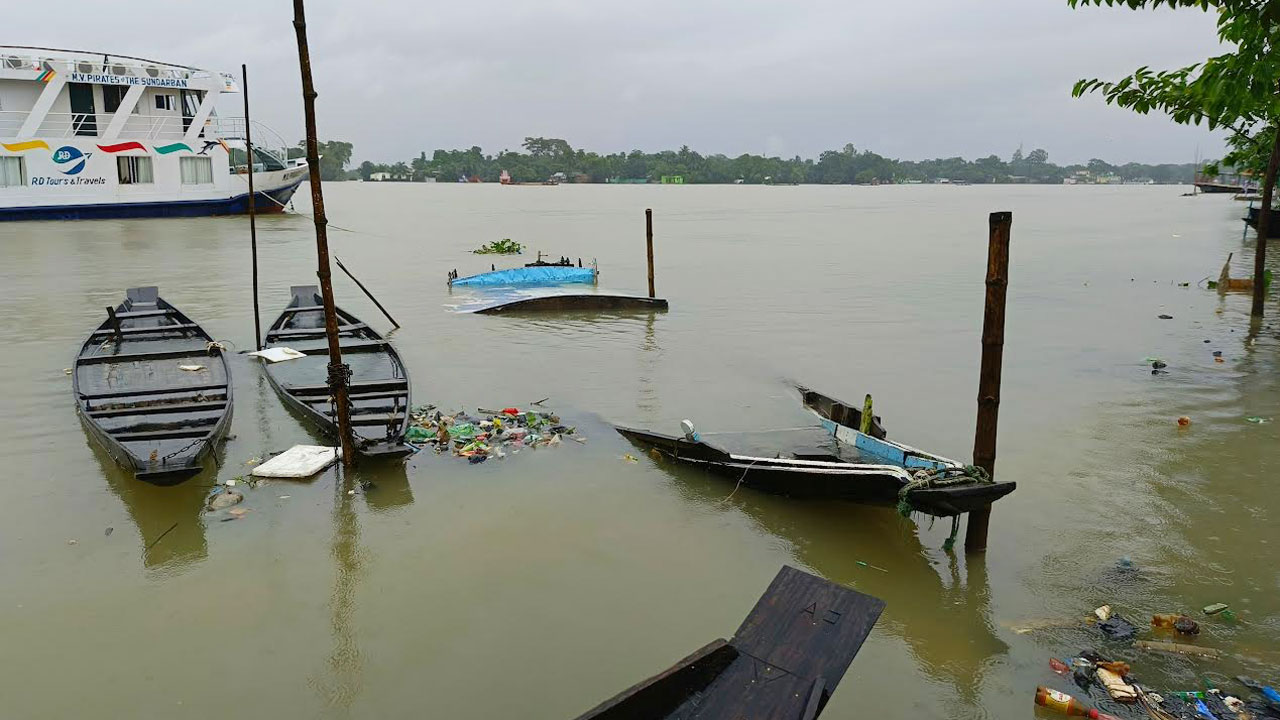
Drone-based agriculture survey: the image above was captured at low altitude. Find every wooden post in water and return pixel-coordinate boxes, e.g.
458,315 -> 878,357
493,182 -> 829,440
645,208 -> 656,298
967,211 -> 1011,552
293,0 -> 355,469
242,64 -> 262,351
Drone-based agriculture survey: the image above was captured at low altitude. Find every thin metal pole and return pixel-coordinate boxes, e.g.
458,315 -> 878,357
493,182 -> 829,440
242,64 -> 262,351
334,257 -> 400,329
293,0 -> 355,469
967,211 -> 1011,552
645,208 -> 655,298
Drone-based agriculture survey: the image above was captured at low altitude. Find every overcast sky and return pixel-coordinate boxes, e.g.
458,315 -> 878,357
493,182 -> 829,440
13,0 -> 1229,165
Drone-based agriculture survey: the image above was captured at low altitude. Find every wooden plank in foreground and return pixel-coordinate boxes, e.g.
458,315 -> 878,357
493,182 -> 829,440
573,565 -> 884,720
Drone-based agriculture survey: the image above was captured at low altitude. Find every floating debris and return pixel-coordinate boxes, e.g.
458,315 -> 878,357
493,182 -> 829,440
472,238 -> 523,255
404,404 -> 579,464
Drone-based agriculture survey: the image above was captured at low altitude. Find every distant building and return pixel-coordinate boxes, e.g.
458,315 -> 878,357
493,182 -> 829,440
660,175 -> 685,184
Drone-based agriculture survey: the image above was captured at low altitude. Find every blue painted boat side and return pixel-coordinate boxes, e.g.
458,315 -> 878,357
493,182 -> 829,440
450,266 -> 598,287
821,418 -> 953,471
0,182 -> 301,222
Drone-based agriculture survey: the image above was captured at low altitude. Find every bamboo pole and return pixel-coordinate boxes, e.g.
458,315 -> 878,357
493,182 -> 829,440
334,257 -> 400,329
967,211 -> 1011,552
242,64 -> 262,351
645,208 -> 655,298
293,0 -> 355,469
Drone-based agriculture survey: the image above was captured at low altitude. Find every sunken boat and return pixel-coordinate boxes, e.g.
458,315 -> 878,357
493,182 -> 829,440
1243,205 -> 1280,238
261,286 -> 412,458
72,286 -> 232,484
573,565 -> 884,720
615,388 -> 1014,517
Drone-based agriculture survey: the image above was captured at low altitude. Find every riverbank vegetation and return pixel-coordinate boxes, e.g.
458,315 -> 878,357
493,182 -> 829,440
330,137 -> 1199,185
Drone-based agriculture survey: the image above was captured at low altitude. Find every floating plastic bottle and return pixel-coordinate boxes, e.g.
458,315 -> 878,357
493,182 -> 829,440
1034,687 -> 1118,719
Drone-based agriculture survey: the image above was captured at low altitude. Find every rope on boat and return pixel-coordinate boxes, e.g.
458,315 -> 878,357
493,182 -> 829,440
896,464 -> 992,519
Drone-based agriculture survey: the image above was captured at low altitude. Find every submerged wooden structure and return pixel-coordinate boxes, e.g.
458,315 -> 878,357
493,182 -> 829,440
262,286 -> 412,458
573,565 -> 884,720
73,286 -> 233,484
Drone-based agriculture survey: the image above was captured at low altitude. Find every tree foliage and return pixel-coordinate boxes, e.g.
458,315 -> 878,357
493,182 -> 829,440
350,137 -> 1197,184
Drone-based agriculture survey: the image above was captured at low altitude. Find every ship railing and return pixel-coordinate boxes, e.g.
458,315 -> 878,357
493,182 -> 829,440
205,117 -> 293,169
0,110 -> 205,140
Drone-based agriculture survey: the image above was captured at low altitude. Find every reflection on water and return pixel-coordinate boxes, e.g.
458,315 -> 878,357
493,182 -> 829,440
312,467 -> 365,712
94,434 -> 212,573
648,452 -> 1007,703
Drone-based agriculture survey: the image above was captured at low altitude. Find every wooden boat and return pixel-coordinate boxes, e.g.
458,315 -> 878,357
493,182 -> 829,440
573,565 -> 884,720
72,286 -> 232,484
262,286 -> 411,458
615,389 -> 1015,517
1243,205 -> 1280,238
799,386 -> 1016,515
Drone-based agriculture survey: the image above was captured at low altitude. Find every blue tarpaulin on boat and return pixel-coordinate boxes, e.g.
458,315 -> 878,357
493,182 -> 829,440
450,266 -> 597,287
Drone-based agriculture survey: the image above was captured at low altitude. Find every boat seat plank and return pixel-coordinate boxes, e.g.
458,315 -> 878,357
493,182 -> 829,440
285,379 -> 408,396
281,305 -> 324,315
110,427 -> 212,441
80,382 -> 228,401
77,347 -> 218,366
268,322 -> 369,339
113,308 -> 176,320
347,415 -> 408,426
90,322 -> 199,338
87,400 -> 227,419
301,390 -> 407,404
296,339 -> 390,355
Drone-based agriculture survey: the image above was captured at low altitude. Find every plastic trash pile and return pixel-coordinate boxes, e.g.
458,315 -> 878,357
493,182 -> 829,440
403,405 -> 579,463
1028,592 -> 1279,720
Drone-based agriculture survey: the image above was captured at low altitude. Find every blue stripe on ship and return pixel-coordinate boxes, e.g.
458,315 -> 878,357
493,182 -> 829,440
0,181 -> 302,222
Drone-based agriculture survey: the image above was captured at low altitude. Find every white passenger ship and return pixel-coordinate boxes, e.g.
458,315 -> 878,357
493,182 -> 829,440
0,46 -> 306,221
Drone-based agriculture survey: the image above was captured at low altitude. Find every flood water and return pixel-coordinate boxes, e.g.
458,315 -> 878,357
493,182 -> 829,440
1,184 -> 1276,719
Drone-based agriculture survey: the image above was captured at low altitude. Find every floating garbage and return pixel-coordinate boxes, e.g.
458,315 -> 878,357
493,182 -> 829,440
403,404 -> 579,463
1203,603 -> 1229,615
1098,614 -> 1137,641
1177,416 -> 1192,427
1152,613 -> 1200,635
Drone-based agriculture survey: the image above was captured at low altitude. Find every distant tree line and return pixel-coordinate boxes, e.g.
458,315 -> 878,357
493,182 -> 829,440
323,137 -> 1201,185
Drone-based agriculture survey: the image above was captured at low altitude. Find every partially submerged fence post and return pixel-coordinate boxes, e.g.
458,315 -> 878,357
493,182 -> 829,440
646,208 -> 656,299
293,0 -> 355,469
967,211 -> 1011,553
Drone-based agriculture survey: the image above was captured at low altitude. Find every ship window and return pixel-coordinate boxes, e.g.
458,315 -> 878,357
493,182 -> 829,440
0,156 -> 25,187
180,156 -> 213,185
155,94 -> 175,111
117,156 -> 153,185
103,85 -> 127,113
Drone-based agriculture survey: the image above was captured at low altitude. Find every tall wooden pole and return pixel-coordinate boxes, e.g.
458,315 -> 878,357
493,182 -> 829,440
645,208 -> 655,298
1250,126 -> 1280,318
242,64 -> 262,351
967,211 -> 1011,552
293,0 -> 355,469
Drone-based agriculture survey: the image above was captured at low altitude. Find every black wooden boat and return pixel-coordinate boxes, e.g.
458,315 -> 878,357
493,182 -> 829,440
616,390 -> 1015,516
1243,205 -> 1280,238
73,286 -> 232,484
262,286 -> 411,458
573,565 -> 884,720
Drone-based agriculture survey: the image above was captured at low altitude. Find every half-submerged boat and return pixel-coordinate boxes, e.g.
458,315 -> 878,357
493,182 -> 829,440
73,286 -> 232,484
1243,205 -> 1280,238
573,565 -> 884,720
262,286 -> 411,458
448,254 -> 598,287
616,388 -> 1014,517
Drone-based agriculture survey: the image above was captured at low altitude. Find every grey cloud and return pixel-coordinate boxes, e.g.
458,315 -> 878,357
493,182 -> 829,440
10,0 -> 1227,164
